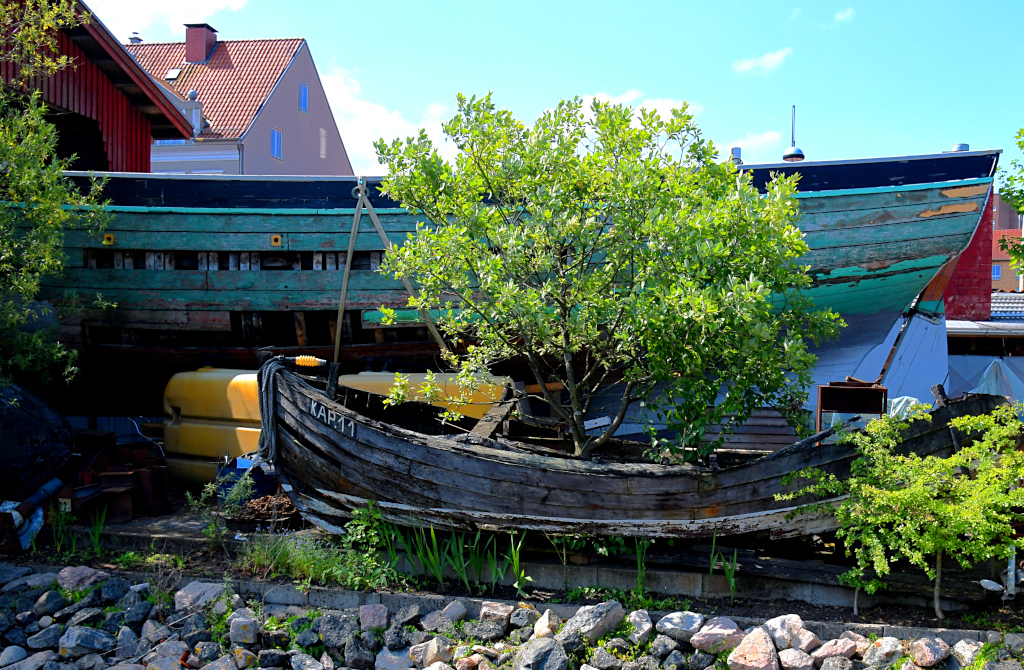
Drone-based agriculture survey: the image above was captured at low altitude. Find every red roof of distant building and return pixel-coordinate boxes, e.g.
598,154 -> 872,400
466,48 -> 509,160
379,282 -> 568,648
994,229 -> 1022,261
126,38 -> 304,139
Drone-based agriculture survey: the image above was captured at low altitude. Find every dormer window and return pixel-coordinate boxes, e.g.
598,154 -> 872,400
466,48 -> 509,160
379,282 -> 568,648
299,83 -> 309,114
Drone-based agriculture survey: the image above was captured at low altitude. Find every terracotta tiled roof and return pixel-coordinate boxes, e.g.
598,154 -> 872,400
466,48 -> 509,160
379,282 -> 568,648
125,39 -> 304,139
994,229 -> 1022,261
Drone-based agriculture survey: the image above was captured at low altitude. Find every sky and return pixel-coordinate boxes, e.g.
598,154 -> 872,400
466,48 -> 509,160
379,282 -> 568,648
87,0 -> 1024,175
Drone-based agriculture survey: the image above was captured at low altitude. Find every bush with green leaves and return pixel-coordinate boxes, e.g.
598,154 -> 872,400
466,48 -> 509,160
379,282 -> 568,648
375,93 -> 840,459
185,471 -> 254,557
778,402 -> 1024,619
0,0 -> 110,387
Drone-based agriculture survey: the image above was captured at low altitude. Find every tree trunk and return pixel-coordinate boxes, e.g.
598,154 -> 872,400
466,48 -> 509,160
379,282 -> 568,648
934,550 -> 944,620
853,587 -> 859,616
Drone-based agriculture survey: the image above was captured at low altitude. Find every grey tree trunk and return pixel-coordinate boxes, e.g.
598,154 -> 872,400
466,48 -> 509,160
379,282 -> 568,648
934,550 -> 945,620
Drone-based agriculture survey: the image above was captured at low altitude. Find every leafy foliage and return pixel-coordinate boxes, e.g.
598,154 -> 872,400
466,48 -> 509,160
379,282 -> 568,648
185,472 -> 254,557
1000,130 -> 1024,216
240,504 -> 398,593
0,0 -> 109,386
375,93 -> 840,458
778,403 -> 1024,618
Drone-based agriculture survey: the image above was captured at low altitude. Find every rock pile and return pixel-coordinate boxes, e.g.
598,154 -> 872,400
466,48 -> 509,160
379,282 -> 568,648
1,566 -> 1018,670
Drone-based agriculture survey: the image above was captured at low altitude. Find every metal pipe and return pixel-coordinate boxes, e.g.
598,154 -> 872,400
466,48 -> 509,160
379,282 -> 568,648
12,477 -> 63,528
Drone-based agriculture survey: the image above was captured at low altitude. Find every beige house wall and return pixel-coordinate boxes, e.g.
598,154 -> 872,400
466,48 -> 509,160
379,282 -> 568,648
150,139 -> 241,174
241,44 -> 353,176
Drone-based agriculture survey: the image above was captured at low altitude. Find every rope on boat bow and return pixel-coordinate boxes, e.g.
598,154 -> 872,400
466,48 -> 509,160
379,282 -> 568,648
257,358 -> 285,463
258,357 -> 327,464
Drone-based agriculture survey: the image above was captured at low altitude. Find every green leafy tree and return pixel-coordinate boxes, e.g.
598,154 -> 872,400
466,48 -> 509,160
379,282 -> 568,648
374,93 -> 841,458
999,130 -> 1024,217
778,403 -> 1024,619
0,0 -> 109,386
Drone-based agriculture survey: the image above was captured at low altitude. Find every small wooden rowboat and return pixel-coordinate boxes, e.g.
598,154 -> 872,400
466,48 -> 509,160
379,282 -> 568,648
260,362 -> 1005,539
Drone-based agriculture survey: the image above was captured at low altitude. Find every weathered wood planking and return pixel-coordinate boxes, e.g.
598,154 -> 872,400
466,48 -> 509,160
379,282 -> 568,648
270,367 -> 1004,538
43,180 -> 989,326
61,309 -> 232,331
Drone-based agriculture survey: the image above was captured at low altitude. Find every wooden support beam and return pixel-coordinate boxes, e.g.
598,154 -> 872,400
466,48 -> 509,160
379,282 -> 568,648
469,392 -> 516,439
294,312 -> 308,346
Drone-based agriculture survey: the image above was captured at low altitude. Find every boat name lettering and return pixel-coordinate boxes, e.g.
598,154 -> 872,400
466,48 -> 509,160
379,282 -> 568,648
310,399 -> 356,436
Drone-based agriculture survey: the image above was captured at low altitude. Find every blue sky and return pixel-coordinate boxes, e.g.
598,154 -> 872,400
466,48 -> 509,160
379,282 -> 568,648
92,0 -> 1024,174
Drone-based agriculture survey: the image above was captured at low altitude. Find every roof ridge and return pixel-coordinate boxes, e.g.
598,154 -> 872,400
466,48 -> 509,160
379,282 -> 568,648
125,37 -> 304,47
126,37 -> 305,140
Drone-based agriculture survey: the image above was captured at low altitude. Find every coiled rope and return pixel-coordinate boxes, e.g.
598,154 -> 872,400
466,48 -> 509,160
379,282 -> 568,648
257,358 -> 285,463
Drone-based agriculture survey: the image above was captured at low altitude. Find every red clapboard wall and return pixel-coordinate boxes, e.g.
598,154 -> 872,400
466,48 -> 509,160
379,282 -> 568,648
944,188 -> 994,321
1,31 -> 151,172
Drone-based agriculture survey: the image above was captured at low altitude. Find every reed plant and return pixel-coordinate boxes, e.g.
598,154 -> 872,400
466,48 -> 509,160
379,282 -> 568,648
88,506 -> 107,557
466,530 -> 493,585
506,530 -> 532,598
486,535 -> 510,594
634,537 -> 652,595
410,525 -> 447,587
49,503 -> 75,557
446,532 -> 472,592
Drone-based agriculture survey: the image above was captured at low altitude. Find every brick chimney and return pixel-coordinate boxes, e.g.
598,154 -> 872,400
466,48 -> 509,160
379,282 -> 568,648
184,23 -> 217,64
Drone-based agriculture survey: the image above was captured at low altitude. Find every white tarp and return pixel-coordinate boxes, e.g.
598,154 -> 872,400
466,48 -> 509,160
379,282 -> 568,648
967,358 -> 1024,403
948,356 -> 1024,400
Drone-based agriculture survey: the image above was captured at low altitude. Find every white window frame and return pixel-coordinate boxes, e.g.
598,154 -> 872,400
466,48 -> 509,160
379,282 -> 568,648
299,83 -> 309,114
271,128 -> 283,160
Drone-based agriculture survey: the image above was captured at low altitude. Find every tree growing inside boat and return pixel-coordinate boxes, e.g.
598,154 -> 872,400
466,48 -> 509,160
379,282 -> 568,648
0,0 -> 109,386
373,94 -> 841,459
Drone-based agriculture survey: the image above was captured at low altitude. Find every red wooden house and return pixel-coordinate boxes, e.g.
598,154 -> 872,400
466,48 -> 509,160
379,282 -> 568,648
0,3 -> 191,171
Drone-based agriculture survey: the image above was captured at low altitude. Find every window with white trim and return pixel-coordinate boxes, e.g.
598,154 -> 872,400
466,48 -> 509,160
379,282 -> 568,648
271,128 -> 283,160
299,83 -> 309,114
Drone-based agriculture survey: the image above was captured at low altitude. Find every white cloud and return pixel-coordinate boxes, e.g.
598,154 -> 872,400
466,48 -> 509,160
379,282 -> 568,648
321,68 -> 454,175
582,90 -> 703,121
732,47 -> 793,75
834,7 -> 855,22
322,79 -> 704,175
85,0 -> 249,42
722,130 -> 783,164
789,7 -> 802,20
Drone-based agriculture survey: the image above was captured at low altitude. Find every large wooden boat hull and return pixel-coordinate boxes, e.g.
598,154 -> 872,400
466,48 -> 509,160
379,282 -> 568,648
38,151 -> 997,419
267,367 -> 1004,538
